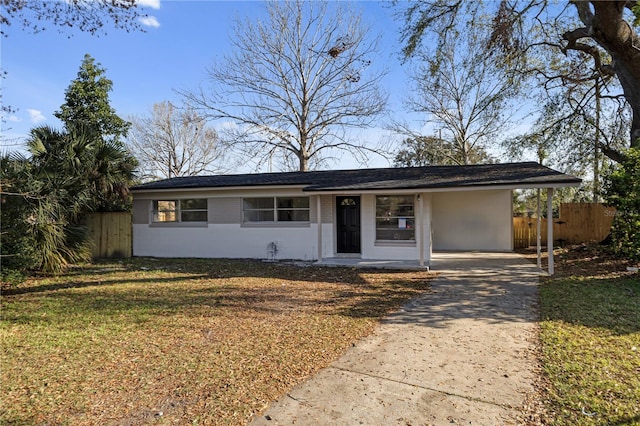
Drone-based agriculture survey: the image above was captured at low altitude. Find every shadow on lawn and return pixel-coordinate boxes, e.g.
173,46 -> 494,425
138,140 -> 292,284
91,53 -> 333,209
5,256 -> 557,328
540,275 -> 640,335
4,257 -> 375,296
3,273 -> 213,296
5,255 -> 554,330
611,414 -> 640,426
3,258 -> 433,324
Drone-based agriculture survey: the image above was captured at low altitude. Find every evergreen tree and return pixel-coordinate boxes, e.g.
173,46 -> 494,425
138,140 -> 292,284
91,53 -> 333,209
1,55 -> 138,280
54,54 -> 137,211
394,136 -> 494,167
55,53 -> 131,142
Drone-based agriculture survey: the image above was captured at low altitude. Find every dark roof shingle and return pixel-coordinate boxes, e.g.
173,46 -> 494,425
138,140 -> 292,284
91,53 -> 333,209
131,162 -> 581,192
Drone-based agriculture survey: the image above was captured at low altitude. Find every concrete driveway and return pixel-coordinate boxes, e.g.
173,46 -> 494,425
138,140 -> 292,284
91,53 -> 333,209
251,252 -> 543,426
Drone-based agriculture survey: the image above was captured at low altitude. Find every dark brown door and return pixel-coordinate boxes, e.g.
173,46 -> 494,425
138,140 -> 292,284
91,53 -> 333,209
336,196 -> 361,253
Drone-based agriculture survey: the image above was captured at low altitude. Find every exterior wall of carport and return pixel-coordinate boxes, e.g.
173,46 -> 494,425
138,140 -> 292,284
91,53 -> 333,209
430,189 -> 513,251
319,189 -> 513,262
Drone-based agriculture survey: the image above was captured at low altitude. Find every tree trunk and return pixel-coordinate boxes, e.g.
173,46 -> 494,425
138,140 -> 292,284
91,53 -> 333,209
594,77 -> 601,203
613,58 -> 640,149
299,155 -> 308,172
586,2 -> 640,153
298,130 -> 309,171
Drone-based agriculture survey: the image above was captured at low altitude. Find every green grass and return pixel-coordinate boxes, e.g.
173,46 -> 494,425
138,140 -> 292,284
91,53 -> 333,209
540,275 -> 640,425
0,258 -> 432,425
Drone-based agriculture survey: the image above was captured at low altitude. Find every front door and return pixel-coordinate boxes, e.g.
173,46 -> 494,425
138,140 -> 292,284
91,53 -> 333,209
336,196 -> 361,253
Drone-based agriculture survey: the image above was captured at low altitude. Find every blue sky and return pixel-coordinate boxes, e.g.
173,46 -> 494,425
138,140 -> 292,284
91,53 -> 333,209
1,0 -> 414,169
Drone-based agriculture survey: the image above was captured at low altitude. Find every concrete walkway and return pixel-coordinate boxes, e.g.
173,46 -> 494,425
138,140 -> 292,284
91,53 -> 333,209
251,252 -> 543,426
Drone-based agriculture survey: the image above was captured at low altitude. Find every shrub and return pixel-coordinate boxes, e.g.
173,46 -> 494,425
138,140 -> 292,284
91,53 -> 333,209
1,269 -> 27,289
604,148 -> 640,261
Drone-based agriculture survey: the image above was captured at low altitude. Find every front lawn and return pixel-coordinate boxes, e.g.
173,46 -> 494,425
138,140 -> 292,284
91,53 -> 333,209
537,247 -> 640,425
1,258 -> 432,425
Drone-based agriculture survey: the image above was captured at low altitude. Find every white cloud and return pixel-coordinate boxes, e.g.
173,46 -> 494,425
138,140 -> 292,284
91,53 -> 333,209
27,109 -> 46,123
137,0 -> 161,9
139,16 -> 160,28
7,115 -> 21,122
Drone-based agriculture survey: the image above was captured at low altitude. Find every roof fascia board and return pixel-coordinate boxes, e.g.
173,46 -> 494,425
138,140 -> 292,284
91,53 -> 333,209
132,180 -> 581,196
132,184 -> 308,195
303,182 -> 581,195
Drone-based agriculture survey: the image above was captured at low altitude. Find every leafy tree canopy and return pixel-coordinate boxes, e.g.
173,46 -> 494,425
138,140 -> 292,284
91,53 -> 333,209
1,124 -> 137,278
394,136 -> 494,167
397,1 -> 640,162
0,0 -> 143,36
55,54 -> 131,142
604,148 -> 640,260
1,54 -> 137,279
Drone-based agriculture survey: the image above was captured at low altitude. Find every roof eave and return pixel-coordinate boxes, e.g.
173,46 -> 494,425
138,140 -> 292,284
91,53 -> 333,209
131,184 -> 309,194
303,180 -> 582,194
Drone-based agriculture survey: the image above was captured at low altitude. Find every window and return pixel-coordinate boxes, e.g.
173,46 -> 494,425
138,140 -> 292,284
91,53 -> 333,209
277,197 -> 310,221
154,200 -> 177,222
375,195 -> 415,240
243,197 -> 274,222
153,199 -> 207,223
243,197 -> 310,223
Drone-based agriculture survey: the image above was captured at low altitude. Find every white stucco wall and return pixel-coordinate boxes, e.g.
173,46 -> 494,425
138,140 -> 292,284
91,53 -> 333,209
320,224 -> 335,259
431,189 -> 512,251
133,223 -> 319,260
133,188 -> 321,260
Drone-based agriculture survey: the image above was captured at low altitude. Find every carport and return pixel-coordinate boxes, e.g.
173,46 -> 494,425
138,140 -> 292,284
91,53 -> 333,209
316,184 -> 574,275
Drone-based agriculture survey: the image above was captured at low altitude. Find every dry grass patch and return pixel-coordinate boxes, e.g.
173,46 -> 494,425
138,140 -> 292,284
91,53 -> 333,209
1,258 -> 432,425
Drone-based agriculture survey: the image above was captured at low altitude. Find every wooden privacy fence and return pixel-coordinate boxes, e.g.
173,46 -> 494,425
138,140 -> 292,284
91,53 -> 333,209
86,212 -> 132,258
513,203 -> 617,249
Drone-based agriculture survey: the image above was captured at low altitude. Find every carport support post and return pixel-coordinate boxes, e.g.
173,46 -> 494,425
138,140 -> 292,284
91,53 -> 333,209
418,193 -> 432,269
536,188 -> 541,268
419,194 -> 424,268
547,188 -> 554,275
316,195 -> 322,262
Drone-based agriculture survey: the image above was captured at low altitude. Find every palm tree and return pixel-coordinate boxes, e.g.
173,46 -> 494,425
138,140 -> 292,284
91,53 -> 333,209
2,124 -> 138,275
28,124 -> 138,211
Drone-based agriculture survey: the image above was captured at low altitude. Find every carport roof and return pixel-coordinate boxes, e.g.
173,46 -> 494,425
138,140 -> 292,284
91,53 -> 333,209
131,162 -> 581,192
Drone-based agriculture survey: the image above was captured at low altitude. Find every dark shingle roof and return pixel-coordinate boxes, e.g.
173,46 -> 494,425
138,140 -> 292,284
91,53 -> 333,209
131,162 -> 581,192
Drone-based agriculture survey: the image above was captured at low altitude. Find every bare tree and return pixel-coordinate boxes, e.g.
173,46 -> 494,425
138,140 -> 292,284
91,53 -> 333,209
401,26 -> 515,165
182,0 -> 387,172
127,102 -> 223,181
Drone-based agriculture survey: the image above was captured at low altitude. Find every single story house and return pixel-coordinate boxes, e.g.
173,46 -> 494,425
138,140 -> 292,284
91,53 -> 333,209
130,162 -> 581,273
